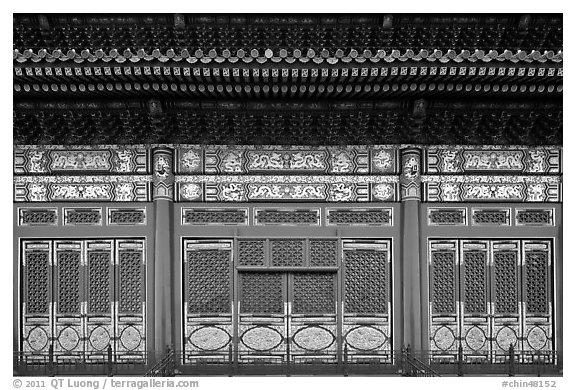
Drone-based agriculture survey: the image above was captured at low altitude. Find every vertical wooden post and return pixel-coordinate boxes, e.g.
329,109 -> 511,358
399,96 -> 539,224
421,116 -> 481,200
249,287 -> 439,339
152,147 -> 175,358
400,148 -> 423,352
107,344 -> 113,376
508,343 -> 515,377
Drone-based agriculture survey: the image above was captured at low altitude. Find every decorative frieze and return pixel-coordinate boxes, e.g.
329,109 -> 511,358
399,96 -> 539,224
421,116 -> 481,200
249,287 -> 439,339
425,147 -> 561,174
14,146 -> 149,175
422,176 -> 561,202
14,176 -> 152,202
18,208 -> 58,226
185,146 -> 394,175
63,208 -> 102,226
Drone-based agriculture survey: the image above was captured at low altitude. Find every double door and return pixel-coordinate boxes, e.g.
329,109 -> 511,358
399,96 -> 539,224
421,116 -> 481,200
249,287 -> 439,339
237,271 -> 338,364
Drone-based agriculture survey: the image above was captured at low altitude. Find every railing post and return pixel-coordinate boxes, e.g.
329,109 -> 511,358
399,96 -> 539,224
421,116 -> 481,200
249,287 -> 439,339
457,344 -> 463,377
48,344 -> 54,377
535,351 -> 541,377
107,344 -> 113,376
343,344 -> 348,377
508,343 -> 515,377
228,344 -> 233,377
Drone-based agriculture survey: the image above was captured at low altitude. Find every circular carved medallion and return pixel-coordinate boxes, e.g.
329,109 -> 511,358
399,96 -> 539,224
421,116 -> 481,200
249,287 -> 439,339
189,326 -> 231,351
345,326 -> 387,351
58,327 -> 80,351
527,326 -> 547,350
293,326 -> 335,351
120,325 -> 141,351
433,326 -> 455,351
465,326 -> 486,351
28,326 -> 49,351
89,326 -> 111,351
496,326 -> 518,350
241,326 -> 283,351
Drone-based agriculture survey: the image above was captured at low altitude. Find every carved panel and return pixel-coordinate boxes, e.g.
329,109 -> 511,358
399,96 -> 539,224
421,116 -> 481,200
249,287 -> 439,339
254,208 -> 320,226
293,273 -> 335,314
18,208 -> 58,226
428,208 -> 466,226
63,208 -> 102,226
238,240 -> 266,266
309,240 -> 338,267
25,251 -> 50,314
187,248 -> 231,314
118,250 -> 143,314
462,250 -> 487,314
271,239 -> 305,267
524,252 -> 549,315
107,208 -> 147,225
431,250 -> 457,315
344,242 -> 389,314
239,272 -> 283,314
326,208 -> 392,226
492,251 -> 519,315
182,208 -> 247,225
87,252 -> 111,314
515,209 -> 554,226
56,250 -> 81,314
471,208 -> 511,226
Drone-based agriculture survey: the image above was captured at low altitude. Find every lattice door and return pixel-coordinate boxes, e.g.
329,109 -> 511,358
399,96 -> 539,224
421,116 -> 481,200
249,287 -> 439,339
183,239 -> 233,363
429,239 -> 554,362
342,240 -> 392,363
20,239 -> 146,362
237,272 -> 338,364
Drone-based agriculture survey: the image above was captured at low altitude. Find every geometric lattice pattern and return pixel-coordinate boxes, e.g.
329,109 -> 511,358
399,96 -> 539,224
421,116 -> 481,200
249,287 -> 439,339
255,209 -> 319,225
183,209 -> 247,225
430,239 -> 554,358
493,252 -> 518,314
327,209 -> 391,225
344,249 -> 388,314
293,273 -> 335,314
88,252 -> 111,314
516,210 -> 552,225
463,251 -> 487,314
472,210 -> 509,225
57,251 -> 81,314
271,240 -> 304,266
238,240 -> 266,266
118,251 -> 143,314
25,252 -> 50,314
187,250 -> 230,313
239,272 -> 283,314
431,251 -> 456,314
428,209 -> 465,225
525,252 -> 549,314
309,240 -> 338,267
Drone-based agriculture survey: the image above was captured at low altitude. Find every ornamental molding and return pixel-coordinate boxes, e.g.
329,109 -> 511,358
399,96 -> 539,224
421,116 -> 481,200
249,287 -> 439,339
14,48 -> 563,65
14,175 -> 153,184
421,175 -> 561,184
175,175 -> 399,184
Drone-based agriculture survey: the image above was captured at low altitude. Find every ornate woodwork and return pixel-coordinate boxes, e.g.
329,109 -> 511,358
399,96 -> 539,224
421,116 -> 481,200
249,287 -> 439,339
429,239 -> 554,361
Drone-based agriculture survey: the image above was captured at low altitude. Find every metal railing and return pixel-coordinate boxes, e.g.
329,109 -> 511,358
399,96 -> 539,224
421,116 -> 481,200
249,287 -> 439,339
14,344 -> 561,377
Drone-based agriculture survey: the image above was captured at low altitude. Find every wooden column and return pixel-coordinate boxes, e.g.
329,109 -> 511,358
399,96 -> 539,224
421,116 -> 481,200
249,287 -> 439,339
400,147 -> 423,351
152,147 -> 174,355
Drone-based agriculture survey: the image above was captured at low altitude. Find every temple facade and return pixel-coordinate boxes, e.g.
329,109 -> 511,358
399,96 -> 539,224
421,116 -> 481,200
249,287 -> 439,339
13,13 -> 562,376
